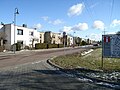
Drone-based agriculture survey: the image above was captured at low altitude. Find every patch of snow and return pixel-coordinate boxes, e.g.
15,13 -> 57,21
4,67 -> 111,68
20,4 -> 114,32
78,78 -> 93,82
34,61 -> 41,64
81,49 -> 93,56
96,82 -> 120,88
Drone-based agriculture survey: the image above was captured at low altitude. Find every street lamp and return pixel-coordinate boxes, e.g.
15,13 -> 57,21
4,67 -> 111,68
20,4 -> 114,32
14,8 -> 19,54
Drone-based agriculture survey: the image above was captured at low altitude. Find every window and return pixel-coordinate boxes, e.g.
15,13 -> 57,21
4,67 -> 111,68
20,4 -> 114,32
17,29 -> 23,35
29,31 -> 34,36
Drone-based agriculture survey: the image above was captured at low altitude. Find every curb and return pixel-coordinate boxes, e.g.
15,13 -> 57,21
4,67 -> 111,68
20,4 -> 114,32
47,58 -> 103,73
47,59 -> 63,70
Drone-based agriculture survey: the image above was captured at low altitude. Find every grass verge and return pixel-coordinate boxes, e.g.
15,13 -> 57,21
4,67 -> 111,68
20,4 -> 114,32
51,48 -> 120,72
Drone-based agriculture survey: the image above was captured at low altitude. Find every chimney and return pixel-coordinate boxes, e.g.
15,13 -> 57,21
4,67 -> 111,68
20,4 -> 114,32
22,24 -> 27,27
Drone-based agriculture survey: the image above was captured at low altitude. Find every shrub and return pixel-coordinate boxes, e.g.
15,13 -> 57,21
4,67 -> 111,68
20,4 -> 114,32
35,43 -> 64,49
58,44 -> 64,48
16,43 -> 21,51
24,46 -> 30,50
48,44 -> 57,48
35,43 -> 47,49
0,46 -> 4,52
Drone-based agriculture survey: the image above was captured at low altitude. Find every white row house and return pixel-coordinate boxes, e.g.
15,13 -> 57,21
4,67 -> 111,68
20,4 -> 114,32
0,24 -> 40,50
0,23 -> 95,51
67,35 -> 74,46
51,32 -> 62,44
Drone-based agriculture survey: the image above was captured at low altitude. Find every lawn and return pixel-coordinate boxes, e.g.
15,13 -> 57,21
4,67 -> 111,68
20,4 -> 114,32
51,48 -> 120,72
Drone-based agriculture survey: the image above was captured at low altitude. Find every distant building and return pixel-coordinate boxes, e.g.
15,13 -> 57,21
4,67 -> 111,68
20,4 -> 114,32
44,31 -> 52,44
0,24 -> 40,50
67,34 -> 73,46
40,32 -> 44,43
51,32 -> 62,44
0,23 -> 95,51
44,31 -> 62,44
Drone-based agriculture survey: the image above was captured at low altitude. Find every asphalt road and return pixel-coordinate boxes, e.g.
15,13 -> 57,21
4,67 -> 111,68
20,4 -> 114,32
0,47 -> 114,90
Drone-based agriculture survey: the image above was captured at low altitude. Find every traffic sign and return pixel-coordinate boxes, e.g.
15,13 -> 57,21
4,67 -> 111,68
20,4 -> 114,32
102,34 -> 120,58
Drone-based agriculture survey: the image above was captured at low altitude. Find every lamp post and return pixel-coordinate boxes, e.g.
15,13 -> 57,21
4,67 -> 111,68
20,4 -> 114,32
63,32 -> 66,54
14,8 -> 19,54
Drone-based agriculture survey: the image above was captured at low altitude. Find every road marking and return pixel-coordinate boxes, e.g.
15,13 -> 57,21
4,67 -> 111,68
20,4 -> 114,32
31,61 -> 41,64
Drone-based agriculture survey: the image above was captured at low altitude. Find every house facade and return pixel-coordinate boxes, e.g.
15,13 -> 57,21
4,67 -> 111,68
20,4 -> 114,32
40,32 -> 44,43
67,34 -> 73,46
44,31 -> 62,44
44,31 -> 74,46
0,24 -> 40,50
0,24 -> 95,51
51,32 -> 62,44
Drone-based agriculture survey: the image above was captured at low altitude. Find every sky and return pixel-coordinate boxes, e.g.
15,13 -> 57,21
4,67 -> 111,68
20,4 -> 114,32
0,0 -> 120,41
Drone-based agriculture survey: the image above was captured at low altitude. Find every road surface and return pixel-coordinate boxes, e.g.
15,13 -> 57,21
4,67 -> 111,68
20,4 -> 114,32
0,47 -> 114,90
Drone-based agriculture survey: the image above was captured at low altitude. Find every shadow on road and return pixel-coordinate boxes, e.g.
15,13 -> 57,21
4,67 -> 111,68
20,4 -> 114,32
0,69 -> 117,90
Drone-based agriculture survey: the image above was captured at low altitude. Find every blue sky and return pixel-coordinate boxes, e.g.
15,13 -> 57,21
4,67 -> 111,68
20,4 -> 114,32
0,0 -> 120,41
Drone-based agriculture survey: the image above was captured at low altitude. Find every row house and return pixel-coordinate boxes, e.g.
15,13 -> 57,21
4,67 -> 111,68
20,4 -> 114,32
40,32 -> 44,43
0,23 -> 95,51
44,31 -> 62,44
0,24 -> 40,50
51,32 -> 62,44
43,31 -> 74,46
67,35 -> 74,46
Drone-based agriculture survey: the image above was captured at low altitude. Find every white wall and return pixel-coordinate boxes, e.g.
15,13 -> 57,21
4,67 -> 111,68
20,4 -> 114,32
70,36 -> 73,45
67,35 -> 73,46
16,25 -> 40,47
16,26 -> 29,46
0,25 -> 3,30
40,32 -> 44,43
3,24 -> 40,50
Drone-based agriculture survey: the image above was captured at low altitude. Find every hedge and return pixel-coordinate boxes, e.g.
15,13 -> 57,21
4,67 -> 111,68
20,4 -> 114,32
35,43 -> 47,49
35,43 -> 64,49
48,44 -> 58,48
0,46 -> 4,52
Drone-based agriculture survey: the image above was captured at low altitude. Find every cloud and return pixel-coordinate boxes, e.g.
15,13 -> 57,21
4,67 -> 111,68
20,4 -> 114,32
41,16 -> 64,25
49,19 -> 64,25
61,23 -> 88,33
111,19 -> 120,27
93,20 -> 104,30
89,33 -> 101,41
72,23 -> 88,31
68,3 -> 85,17
61,26 -> 72,32
41,16 -> 49,21
107,32 -> 116,34
33,23 -> 42,29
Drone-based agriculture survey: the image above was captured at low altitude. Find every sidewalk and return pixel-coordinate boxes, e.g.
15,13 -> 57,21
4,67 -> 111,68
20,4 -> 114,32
0,47 -> 72,56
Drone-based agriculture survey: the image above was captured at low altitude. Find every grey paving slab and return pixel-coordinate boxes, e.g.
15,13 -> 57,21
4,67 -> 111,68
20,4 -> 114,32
0,60 -> 114,90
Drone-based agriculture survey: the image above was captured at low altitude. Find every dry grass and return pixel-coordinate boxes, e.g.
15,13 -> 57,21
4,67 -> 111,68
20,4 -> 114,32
51,48 -> 120,72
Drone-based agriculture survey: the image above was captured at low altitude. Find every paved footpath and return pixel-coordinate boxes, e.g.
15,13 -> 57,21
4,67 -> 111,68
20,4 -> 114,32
0,48 -> 114,90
